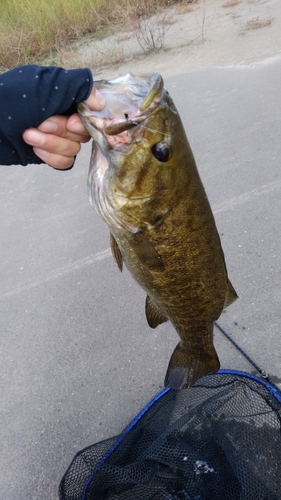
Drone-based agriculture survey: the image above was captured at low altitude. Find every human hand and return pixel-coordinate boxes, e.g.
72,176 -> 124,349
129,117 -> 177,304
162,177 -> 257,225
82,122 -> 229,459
0,65 -> 105,166
22,87 -> 106,169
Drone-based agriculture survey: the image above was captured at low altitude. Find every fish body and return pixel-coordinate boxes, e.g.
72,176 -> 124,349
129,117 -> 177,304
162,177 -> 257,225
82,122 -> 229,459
78,73 -> 238,389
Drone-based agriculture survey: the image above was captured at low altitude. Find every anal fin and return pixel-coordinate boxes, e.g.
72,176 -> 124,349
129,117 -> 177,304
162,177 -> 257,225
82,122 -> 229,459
224,279 -> 238,308
164,342 -> 220,390
145,296 -> 168,329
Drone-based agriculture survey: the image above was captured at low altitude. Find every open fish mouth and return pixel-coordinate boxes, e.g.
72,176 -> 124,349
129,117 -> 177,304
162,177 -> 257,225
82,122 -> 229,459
77,72 -> 164,149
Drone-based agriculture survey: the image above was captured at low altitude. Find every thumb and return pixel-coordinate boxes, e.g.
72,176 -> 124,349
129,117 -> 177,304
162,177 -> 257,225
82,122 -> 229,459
85,86 -> 106,111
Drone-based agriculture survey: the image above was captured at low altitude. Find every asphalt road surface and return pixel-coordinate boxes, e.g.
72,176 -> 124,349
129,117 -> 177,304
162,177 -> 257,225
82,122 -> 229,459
1,58 -> 281,499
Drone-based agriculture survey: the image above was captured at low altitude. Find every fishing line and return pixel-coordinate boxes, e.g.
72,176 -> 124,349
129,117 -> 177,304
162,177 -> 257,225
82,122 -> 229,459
138,124 -> 189,146
214,321 -> 277,386
138,124 -> 167,137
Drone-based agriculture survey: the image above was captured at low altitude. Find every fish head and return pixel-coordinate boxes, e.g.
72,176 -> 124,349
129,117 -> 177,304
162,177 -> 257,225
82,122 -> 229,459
78,72 -> 190,233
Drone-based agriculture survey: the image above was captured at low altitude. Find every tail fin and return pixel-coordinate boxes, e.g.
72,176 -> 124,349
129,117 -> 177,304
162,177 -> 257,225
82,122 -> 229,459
164,342 -> 220,390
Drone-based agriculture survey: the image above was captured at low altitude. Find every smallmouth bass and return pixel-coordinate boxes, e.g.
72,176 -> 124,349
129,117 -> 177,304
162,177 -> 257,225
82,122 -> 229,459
78,73 -> 238,389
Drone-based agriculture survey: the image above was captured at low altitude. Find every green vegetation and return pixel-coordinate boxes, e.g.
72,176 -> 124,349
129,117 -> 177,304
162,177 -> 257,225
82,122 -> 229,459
0,0 -> 176,71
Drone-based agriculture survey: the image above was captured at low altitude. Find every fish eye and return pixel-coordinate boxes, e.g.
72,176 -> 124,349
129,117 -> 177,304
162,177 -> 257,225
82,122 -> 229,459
151,142 -> 171,162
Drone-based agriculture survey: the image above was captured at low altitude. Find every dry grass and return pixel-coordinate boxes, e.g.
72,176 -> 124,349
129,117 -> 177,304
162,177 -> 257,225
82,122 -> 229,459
245,16 -> 273,30
222,0 -> 241,7
0,0 -> 108,70
129,11 -> 176,53
0,0 -> 178,72
177,3 -> 198,14
117,0 -> 177,54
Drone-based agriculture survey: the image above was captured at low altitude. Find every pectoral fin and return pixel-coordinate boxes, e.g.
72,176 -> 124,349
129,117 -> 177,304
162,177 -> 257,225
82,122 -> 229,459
130,232 -> 164,271
145,296 -> 168,328
224,279 -> 238,308
110,233 -> 123,272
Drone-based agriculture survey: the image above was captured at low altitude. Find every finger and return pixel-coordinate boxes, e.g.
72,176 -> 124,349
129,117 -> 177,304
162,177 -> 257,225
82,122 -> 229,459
33,147 -> 79,170
36,115 -> 90,142
85,87 -> 106,110
66,113 -> 90,137
67,86 -> 107,135
23,129 -> 82,157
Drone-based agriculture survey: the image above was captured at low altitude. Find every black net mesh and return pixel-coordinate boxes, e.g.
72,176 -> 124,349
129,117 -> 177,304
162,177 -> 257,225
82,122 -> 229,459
59,371 -> 281,500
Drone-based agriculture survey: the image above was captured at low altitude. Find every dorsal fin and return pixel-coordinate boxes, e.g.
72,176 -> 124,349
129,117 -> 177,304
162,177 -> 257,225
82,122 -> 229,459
145,295 -> 168,328
110,233 -> 123,272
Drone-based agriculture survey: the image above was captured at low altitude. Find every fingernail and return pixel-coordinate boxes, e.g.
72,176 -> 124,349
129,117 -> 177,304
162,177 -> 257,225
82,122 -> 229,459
33,147 -> 49,158
24,130 -> 45,146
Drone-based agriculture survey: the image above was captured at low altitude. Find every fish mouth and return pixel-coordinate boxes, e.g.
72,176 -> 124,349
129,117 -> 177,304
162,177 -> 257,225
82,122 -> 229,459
77,72 -> 164,149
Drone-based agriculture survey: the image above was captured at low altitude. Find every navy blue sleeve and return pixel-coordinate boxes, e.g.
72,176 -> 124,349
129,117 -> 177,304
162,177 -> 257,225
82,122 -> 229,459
0,65 -> 93,166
